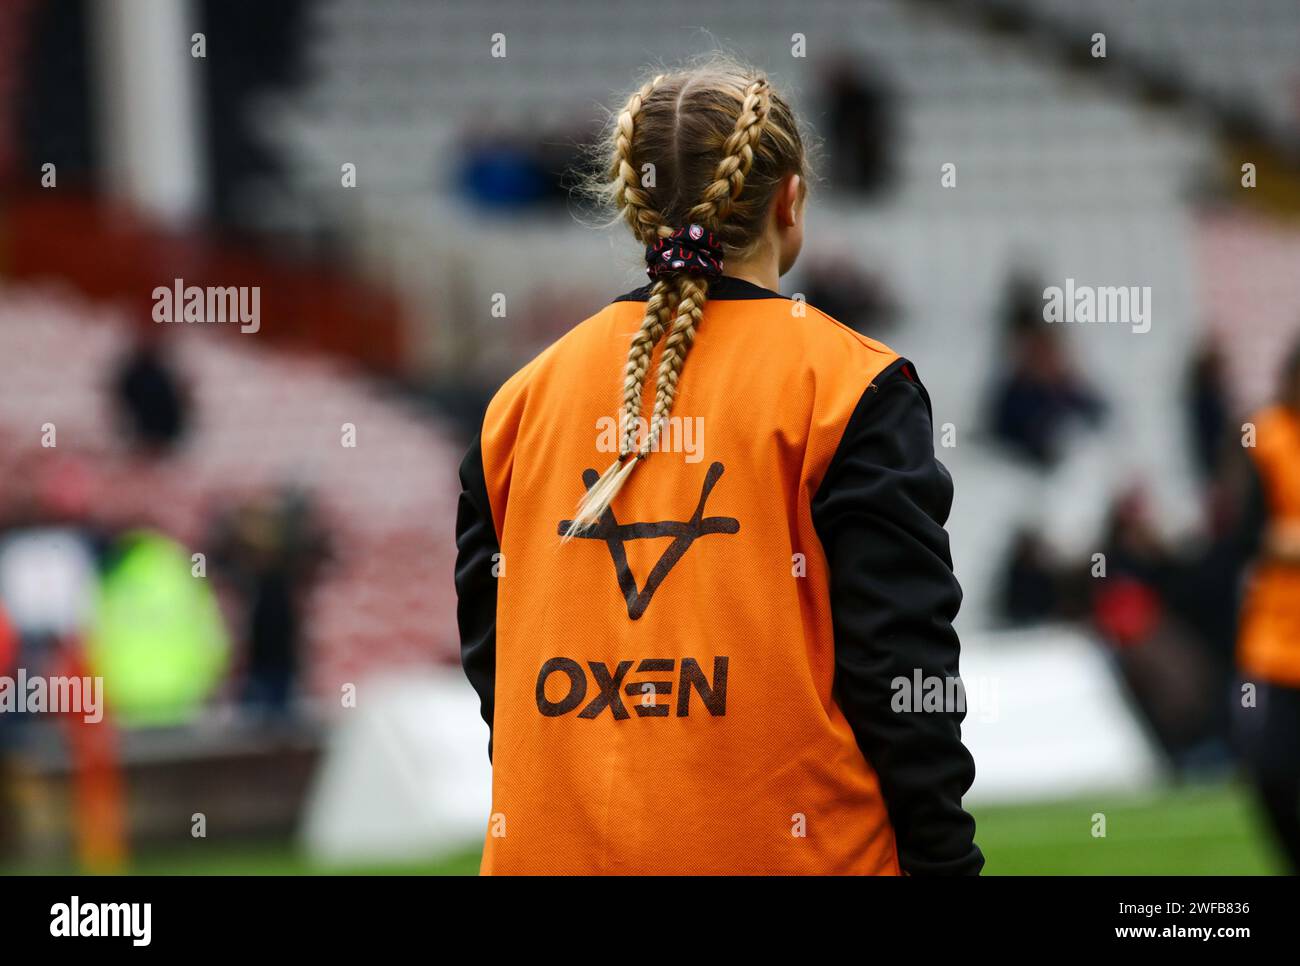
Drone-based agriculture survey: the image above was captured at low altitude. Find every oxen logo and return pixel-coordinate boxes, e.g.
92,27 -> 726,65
536,656 -> 728,718
558,461 -> 739,619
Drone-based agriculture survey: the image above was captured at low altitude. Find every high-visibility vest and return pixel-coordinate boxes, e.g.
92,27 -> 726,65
1239,405 -> 1300,687
87,531 -> 228,725
477,285 -> 902,874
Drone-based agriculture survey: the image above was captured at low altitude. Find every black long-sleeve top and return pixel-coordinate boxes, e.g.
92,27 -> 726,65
811,360 -> 982,875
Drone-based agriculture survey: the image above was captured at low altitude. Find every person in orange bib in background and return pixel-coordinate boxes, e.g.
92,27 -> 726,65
455,57 -> 982,875
1236,337 -> 1300,873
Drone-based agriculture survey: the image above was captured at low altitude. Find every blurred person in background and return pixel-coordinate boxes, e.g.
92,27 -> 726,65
0,460 -> 107,861
86,529 -> 229,727
820,56 -> 895,197
0,459 -> 103,687
1186,335 -> 1232,484
997,527 -> 1065,626
111,328 -> 191,455
457,121 -> 590,213
456,57 -> 981,875
0,603 -> 17,854
210,489 -> 330,719
800,257 -> 899,337
1234,335 -> 1300,873
0,606 -> 15,680
988,273 -> 1108,468
1091,486 -> 1219,766
458,132 -> 552,211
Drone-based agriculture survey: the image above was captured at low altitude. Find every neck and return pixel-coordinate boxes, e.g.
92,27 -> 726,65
723,252 -> 780,293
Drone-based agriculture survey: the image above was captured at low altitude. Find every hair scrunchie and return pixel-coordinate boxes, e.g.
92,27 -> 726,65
645,224 -> 724,279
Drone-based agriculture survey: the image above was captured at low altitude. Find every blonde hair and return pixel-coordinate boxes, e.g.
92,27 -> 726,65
564,58 -> 809,538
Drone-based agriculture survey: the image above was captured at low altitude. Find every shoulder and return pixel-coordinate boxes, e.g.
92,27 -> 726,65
743,297 -> 934,480
484,301 -> 627,422
744,297 -> 902,393
793,300 -> 918,406
802,301 -> 898,361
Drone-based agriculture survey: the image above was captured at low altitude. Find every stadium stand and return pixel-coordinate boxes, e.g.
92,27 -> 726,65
257,0 -> 1219,624
6,0 -> 1299,853
0,285 -> 463,696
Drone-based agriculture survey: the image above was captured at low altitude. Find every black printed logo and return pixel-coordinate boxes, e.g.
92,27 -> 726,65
536,656 -> 729,718
558,460 -> 739,619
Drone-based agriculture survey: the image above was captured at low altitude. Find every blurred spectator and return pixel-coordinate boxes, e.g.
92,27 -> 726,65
459,136 -> 549,210
0,602 -> 14,854
997,528 -> 1061,625
801,257 -> 899,335
0,606 -> 15,677
1092,488 -> 1167,646
111,330 -> 190,453
989,274 -> 1107,467
210,489 -> 331,718
821,57 -> 895,196
457,124 -> 588,212
1092,487 -> 1226,768
86,530 -> 229,727
0,458 -> 103,679
1185,335 -> 1231,482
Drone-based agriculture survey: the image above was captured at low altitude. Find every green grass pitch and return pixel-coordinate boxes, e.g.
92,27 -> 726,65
7,779 -> 1283,875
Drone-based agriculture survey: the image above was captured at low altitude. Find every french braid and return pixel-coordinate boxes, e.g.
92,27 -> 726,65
642,80 -> 771,458
565,65 -> 798,538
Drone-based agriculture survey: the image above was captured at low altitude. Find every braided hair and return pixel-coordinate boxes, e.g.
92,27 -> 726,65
565,59 -> 808,537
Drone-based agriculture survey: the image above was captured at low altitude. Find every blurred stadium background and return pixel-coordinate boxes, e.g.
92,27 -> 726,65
0,0 -> 1298,874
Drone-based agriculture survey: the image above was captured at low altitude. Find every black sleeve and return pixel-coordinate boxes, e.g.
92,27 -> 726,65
455,432 -> 499,761
811,358 -> 984,876
1234,456 -> 1269,567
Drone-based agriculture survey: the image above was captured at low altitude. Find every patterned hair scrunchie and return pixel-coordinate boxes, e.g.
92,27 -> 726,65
645,224 -> 724,279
